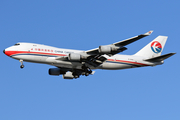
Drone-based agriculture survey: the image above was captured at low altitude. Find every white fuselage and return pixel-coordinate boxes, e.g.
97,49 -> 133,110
4,43 -> 160,70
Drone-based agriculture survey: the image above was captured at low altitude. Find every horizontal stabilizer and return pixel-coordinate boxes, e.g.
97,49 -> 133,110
144,53 -> 176,62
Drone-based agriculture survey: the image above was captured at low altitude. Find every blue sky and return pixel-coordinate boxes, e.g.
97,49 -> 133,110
1,0 -> 179,120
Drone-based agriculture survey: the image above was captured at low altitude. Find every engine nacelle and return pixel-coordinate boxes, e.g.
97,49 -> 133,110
98,45 -> 119,54
68,53 -> 81,61
63,72 -> 74,79
49,68 -> 66,76
68,53 -> 86,61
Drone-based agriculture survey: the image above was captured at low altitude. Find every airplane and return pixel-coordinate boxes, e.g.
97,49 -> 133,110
3,31 -> 176,79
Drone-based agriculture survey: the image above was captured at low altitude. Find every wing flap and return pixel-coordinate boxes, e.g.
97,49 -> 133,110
84,55 -> 107,67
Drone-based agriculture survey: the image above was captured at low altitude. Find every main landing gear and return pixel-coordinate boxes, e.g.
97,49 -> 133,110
82,65 -> 92,76
19,59 -> 24,69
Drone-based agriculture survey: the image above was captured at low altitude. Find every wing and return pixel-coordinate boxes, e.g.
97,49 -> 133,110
55,31 -> 153,68
53,31 -> 153,79
86,30 -> 153,55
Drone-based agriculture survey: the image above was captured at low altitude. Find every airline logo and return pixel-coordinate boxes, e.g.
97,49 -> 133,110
151,41 -> 162,53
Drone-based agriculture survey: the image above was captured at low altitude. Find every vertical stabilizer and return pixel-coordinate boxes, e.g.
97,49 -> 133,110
134,36 -> 168,58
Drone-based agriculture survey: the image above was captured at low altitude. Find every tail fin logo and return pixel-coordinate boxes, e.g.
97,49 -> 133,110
151,41 -> 162,53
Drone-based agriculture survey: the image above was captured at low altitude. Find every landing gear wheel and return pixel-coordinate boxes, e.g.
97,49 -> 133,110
72,72 -> 80,79
74,75 -> 79,79
87,68 -> 92,74
85,72 -> 89,76
19,59 -> 24,69
82,65 -> 92,76
20,65 -> 24,69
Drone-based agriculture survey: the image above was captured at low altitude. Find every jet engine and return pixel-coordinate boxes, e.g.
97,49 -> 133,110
68,53 -> 86,61
98,45 -> 119,54
49,68 -> 66,76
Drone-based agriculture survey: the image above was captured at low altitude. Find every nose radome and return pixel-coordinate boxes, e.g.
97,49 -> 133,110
3,49 -> 5,54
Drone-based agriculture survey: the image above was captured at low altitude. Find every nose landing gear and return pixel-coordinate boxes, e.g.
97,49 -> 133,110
19,59 -> 24,69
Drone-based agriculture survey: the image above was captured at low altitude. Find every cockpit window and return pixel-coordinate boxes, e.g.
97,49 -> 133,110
14,43 -> 20,46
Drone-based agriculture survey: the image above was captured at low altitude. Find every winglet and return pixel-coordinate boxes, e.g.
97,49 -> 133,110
144,30 -> 153,36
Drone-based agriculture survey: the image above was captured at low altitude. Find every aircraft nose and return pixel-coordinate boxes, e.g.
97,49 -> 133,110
3,49 -> 5,54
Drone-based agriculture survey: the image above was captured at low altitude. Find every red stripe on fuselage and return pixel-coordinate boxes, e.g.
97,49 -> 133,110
5,51 -> 149,66
5,51 -> 66,57
108,59 -> 149,66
